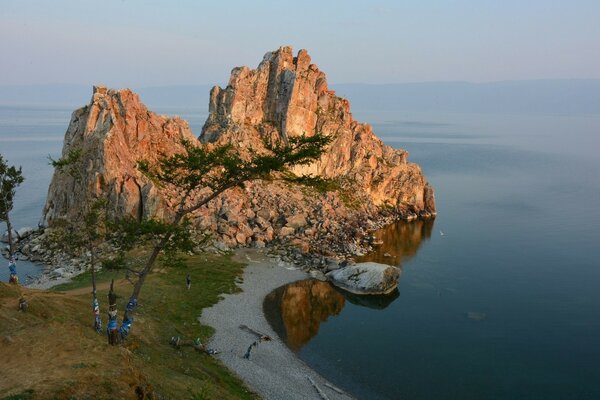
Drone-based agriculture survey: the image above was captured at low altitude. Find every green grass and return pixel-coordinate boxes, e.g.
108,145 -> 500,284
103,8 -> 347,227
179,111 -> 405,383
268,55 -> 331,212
51,266 -> 120,292
130,252 -> 255,399
38,251 -> 257,399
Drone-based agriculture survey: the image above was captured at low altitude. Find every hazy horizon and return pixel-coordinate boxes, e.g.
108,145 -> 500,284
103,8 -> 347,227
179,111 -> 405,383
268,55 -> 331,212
1,80 -> 598,116
2,1 -> 599,86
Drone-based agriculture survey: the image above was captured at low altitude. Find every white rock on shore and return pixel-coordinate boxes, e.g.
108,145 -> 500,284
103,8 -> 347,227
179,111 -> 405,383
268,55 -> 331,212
326,262 -> 400,295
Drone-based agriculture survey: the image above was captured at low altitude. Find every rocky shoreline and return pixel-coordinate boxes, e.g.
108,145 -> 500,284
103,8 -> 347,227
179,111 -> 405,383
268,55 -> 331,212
4,202 -> 415,291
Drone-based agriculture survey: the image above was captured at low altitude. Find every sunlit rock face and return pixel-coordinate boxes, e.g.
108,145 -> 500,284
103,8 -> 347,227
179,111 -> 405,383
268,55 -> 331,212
201,46 -> 436,215
264,279 -> 345,351
42,86 -> 195,225
42,47 -> 435,256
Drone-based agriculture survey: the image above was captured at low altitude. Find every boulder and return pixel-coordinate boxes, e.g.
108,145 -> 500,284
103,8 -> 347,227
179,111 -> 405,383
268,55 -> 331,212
326,262 -> 400,295
285,214 -> 307,229
17,227 -> 36,240
280,227 -> 295,237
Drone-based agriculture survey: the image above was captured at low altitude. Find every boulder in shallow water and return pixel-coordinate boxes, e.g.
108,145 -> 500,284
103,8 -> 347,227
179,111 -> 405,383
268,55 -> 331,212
17,227 -> 36,240
326,262 -> 400,295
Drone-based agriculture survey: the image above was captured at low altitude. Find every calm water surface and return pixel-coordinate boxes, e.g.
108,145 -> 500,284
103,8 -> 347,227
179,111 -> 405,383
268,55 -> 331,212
2,103 -> 600,399
265,111 -> 600,400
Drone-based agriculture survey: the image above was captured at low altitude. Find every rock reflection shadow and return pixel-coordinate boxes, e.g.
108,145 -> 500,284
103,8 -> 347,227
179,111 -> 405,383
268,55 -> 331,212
264,279 -> 400,351
264,279 -> 345,351
357,219 -> 434,266
264,220 -> 433,351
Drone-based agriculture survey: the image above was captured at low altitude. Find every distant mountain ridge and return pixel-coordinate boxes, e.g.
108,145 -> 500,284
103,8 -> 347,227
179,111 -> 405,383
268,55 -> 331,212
1,79 -> 599,115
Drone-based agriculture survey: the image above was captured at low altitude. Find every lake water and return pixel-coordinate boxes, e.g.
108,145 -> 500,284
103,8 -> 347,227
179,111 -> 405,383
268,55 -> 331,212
2,103 -> 599,399
264,110 -> 600,399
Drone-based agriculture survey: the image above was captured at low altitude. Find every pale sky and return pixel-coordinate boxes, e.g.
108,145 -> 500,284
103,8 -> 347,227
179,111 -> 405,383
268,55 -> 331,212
1,0 -> 599,87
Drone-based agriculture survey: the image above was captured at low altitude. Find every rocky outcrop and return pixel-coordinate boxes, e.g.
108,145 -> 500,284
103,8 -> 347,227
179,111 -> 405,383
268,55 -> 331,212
42,86 -> 195,224
326,262 -> 401,295
42,46 -> 435,261
201,46 -> 436,216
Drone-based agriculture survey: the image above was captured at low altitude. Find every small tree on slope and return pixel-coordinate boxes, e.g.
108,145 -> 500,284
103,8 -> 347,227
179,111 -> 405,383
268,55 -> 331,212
49,149 -> 109,333
0,154 -> 25,284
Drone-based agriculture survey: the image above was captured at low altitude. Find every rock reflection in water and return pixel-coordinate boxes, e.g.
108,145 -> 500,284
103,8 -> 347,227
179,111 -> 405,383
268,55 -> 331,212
264,279 -> 401,351
342,287 -> 399,310
358,219 -> 434,266
264,279 -> 345,351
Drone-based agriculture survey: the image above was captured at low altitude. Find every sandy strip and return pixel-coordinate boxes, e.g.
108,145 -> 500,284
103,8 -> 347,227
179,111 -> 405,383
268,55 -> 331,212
201,249 -> 354,400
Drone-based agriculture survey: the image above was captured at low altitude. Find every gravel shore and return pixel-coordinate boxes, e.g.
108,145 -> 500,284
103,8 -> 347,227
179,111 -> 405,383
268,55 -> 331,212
201,249 -> 354,400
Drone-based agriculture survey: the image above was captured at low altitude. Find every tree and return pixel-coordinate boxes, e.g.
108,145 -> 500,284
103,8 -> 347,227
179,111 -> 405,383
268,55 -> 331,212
114,133 -> 331,343
0,154 -> 25,284
49,149 -> 108,332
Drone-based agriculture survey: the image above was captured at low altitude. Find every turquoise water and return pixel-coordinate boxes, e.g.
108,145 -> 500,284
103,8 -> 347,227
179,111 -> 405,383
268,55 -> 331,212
265,111 -> 600,399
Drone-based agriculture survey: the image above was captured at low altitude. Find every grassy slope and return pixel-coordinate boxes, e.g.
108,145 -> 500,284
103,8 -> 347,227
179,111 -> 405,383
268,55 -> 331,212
0,253 -> 259,400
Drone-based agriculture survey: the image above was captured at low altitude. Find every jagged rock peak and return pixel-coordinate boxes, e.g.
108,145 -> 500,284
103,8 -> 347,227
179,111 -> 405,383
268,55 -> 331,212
202,46 -> 338,143
201,46 -> 436,214
42,85 -> 197,225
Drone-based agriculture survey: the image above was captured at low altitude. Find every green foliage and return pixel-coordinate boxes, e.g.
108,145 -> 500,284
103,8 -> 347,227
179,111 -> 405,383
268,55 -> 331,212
109,217 -> 195,256
48,148 -> 83,181
138,133 -> 332,215
44,198 -> 110,258
0,154 -> 25,222
101,253 -> 126,270
282,173 -> 340,193
47,147 -> 109,257
127,132 -> 331,281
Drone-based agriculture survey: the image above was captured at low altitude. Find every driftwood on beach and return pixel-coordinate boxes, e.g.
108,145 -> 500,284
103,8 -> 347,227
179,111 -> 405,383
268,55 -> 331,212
240,324 -> 272,359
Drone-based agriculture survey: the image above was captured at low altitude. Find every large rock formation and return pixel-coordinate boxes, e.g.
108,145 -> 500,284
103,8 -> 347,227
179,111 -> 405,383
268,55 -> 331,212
201,46 -> 436,214
43,86 -> 194,224
42,46 -> 435,260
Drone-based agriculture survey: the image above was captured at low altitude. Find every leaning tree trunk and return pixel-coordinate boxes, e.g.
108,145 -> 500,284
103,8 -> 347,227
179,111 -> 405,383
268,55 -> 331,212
5,215 -> 18,285
89,245 -> 102,333
119,227 -> 176,341
107,279 -> 120,345
5,215 -> 14,255
116,185 -> 237,343
119,211 -> 186,342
